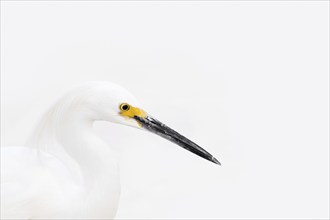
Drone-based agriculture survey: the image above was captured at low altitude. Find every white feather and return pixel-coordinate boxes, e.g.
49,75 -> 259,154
1,82 -> 140,219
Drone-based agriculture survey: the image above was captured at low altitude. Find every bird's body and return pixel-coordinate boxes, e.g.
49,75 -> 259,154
2,146 -> 120,219
1,81 -> 220,219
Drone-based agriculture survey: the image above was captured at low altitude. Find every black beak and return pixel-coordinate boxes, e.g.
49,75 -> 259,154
134,115 -> 221,165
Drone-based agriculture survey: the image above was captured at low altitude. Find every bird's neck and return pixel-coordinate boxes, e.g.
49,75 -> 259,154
27,102 -> 120,189
61,114 -> 119,183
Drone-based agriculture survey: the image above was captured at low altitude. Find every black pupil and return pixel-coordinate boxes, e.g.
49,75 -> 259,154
122,105 -> 129,111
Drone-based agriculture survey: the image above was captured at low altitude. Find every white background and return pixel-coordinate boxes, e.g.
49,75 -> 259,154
1,1 -> 329,219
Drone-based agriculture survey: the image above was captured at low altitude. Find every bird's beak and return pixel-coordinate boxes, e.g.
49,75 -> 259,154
134,115 -> 221,165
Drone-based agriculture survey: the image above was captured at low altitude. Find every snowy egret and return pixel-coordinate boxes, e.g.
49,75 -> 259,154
1,81 -> 220,219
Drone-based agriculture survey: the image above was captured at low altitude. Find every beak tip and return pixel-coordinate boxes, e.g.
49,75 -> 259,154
212,157 -> 221,165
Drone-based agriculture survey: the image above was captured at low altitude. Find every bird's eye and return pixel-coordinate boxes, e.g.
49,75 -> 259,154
120,103 -> 130,111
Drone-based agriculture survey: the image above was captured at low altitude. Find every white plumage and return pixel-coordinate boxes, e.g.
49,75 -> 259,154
1,81 -> 219,219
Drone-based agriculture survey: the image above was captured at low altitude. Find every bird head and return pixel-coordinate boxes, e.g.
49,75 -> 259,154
70,81 -> 220,165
